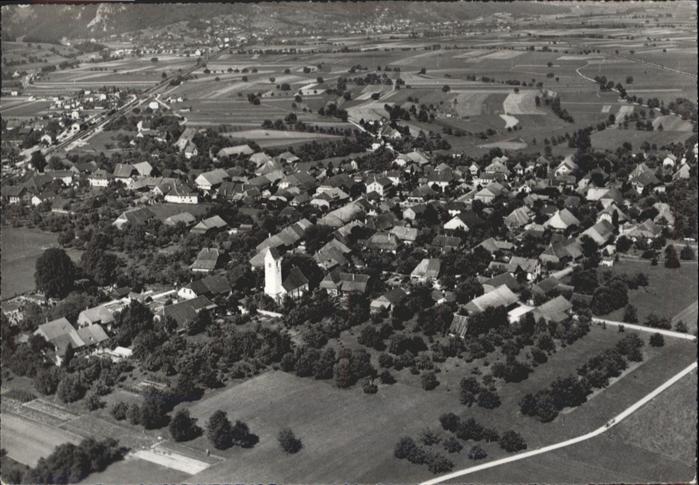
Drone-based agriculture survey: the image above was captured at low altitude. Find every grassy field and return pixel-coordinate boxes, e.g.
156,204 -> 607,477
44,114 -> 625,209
600,259 -> 698,326
0,226 -> 83,299
77,456 -> 189,485
172,323 -> 697,483
460,371 -> 697,484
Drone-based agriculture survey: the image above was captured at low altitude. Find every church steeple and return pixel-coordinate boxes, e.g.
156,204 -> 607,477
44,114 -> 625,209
264,247 -> 284,301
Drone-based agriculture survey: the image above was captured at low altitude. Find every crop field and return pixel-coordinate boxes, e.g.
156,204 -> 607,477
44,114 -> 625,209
1,226 -> 83,299
0,413 -> 82,466
600,259 -> 699,326
223,128 -> 341,148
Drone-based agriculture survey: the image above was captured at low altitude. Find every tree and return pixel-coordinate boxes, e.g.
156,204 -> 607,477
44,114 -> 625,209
127,403 -> 142,425
169,409 -> 201,442
675,320 -> 688,333
334,357 -> 353,388
231,420 -> 258,448
33,366 -> 61,395
57,373 -> 85,403
664,244 -> 681,268
30,150 -> 47,172
35,248 -> 76,298
649,333 -> 664,347
207,410 -> 233,449
278,427 -> 302,454
421,371 -> 439,391
680,245 -> 696,260
442,85 -> 451,93
111,401 -> 129,420
394,436 -> 418,459
477,389 -> 501,409
140,390 -> 169,429
499,430 -> 527,452
623,304 -> 638,323
468,445 -> 487,460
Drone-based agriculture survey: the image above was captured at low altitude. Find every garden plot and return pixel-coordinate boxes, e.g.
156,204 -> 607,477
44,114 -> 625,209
503,89 -> 546,115
614,105 -> 634,124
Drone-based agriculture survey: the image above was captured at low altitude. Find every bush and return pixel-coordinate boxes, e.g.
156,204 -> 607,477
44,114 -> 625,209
439,412 -> 460,432
394,436 -> 418,460
278,427 -> 303,454
649,333 -> 664,347
468,445 -> 487,460
427,452 -> 454,474
57,373 -> 85,403
380,370 -> 396,384
85,393 -> 103,411
33,367 -> 61,395
675,320 -> 688,333
499,430 -> 527,452
111,401 -> 128,420
443,436 -> 463,453
420,428 -> 441,446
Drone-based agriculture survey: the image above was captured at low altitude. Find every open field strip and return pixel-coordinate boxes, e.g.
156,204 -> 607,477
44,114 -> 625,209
0,412 -> 83,466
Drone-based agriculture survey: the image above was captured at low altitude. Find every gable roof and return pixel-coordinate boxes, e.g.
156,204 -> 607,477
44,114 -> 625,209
36,318 -> 85,354
465,284 -> 519,314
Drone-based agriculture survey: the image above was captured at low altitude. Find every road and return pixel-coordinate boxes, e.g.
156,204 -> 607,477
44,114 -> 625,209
422,361 -> 698,485
591,317 -> 698,341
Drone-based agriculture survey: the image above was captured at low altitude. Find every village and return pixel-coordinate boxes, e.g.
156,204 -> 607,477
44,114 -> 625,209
1,2 -> 697,485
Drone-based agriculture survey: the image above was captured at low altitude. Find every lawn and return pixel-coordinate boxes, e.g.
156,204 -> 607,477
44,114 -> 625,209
600,259 -> 698,326
0,226 -> 83,298
175,323 -> 696,483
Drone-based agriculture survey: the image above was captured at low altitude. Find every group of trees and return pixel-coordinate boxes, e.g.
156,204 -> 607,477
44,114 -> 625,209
20,438 -> 126,484
206,410 -> 258,449
520,334 -> 644,421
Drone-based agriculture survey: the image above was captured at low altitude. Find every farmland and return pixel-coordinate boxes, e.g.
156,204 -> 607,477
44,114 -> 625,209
0,413 -> 82,466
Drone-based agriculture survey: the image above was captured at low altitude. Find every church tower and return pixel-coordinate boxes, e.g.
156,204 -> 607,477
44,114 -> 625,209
264,247 -> 284,301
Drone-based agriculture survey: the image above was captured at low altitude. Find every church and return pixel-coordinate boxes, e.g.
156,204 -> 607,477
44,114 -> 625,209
264,247 -> 310,302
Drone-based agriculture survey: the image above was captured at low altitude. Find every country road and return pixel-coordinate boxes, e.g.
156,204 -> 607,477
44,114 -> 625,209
422,361 -> 698,485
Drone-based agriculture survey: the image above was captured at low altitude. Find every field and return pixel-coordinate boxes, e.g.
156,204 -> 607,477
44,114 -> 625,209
166,323 -> 698,483
0,413 -> 82,466
77,457 -> 189,485
461,371 -> 697,484
600,259 -> 699,327
0,226 -> 83,299
223,128 -> 341,148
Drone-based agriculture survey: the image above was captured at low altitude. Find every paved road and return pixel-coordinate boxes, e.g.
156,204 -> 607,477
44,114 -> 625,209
591,317 -> 697,341
422,361 -> 698,485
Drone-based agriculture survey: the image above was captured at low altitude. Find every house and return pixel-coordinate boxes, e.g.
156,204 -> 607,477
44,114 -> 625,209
449,314 -> 470,338
113,163 -> 137,186
365,231 -> 399,253
195,168 -> 230,191
580,219 -> 615,246
77,305 -> 115,328
77,324 -> 109,347
164,212 -> 196,227
256,218 -> 312,253
113,207 -> 155,230
597,203 -> 628,225
410,258 -> 442,284
155,179 -> 198,204
390,225 -> 418,245
217,144 -> 254,158
320,270 -> 370,297
464,284 -> 519,314
474,182 -> 505,204
191,215 -> 228,235
177,274 -> 232,300
88,169 -> 111,187
444,214 -> 470,232
35,318 -> 86,366
544,208 -> 580,231
430,235 -> 461,253
539,238 -> 583,265
620,220 -> 662,242
504,206 -> 533,229
366,176 -> 393,198
133,161 -> 154,177
184,141 -> 199,159
2,185 -> 28,205
481,272 -> 522,294
554,155 -> 578,177
370,288 -> 407,313
162,296 -> 217,332
263,247 -> 309,302
314,238 -> 352,270
531,295 -> 573,323
629,167 -> 660,194
191,248 -> 220,272
478,238 -> 514,255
